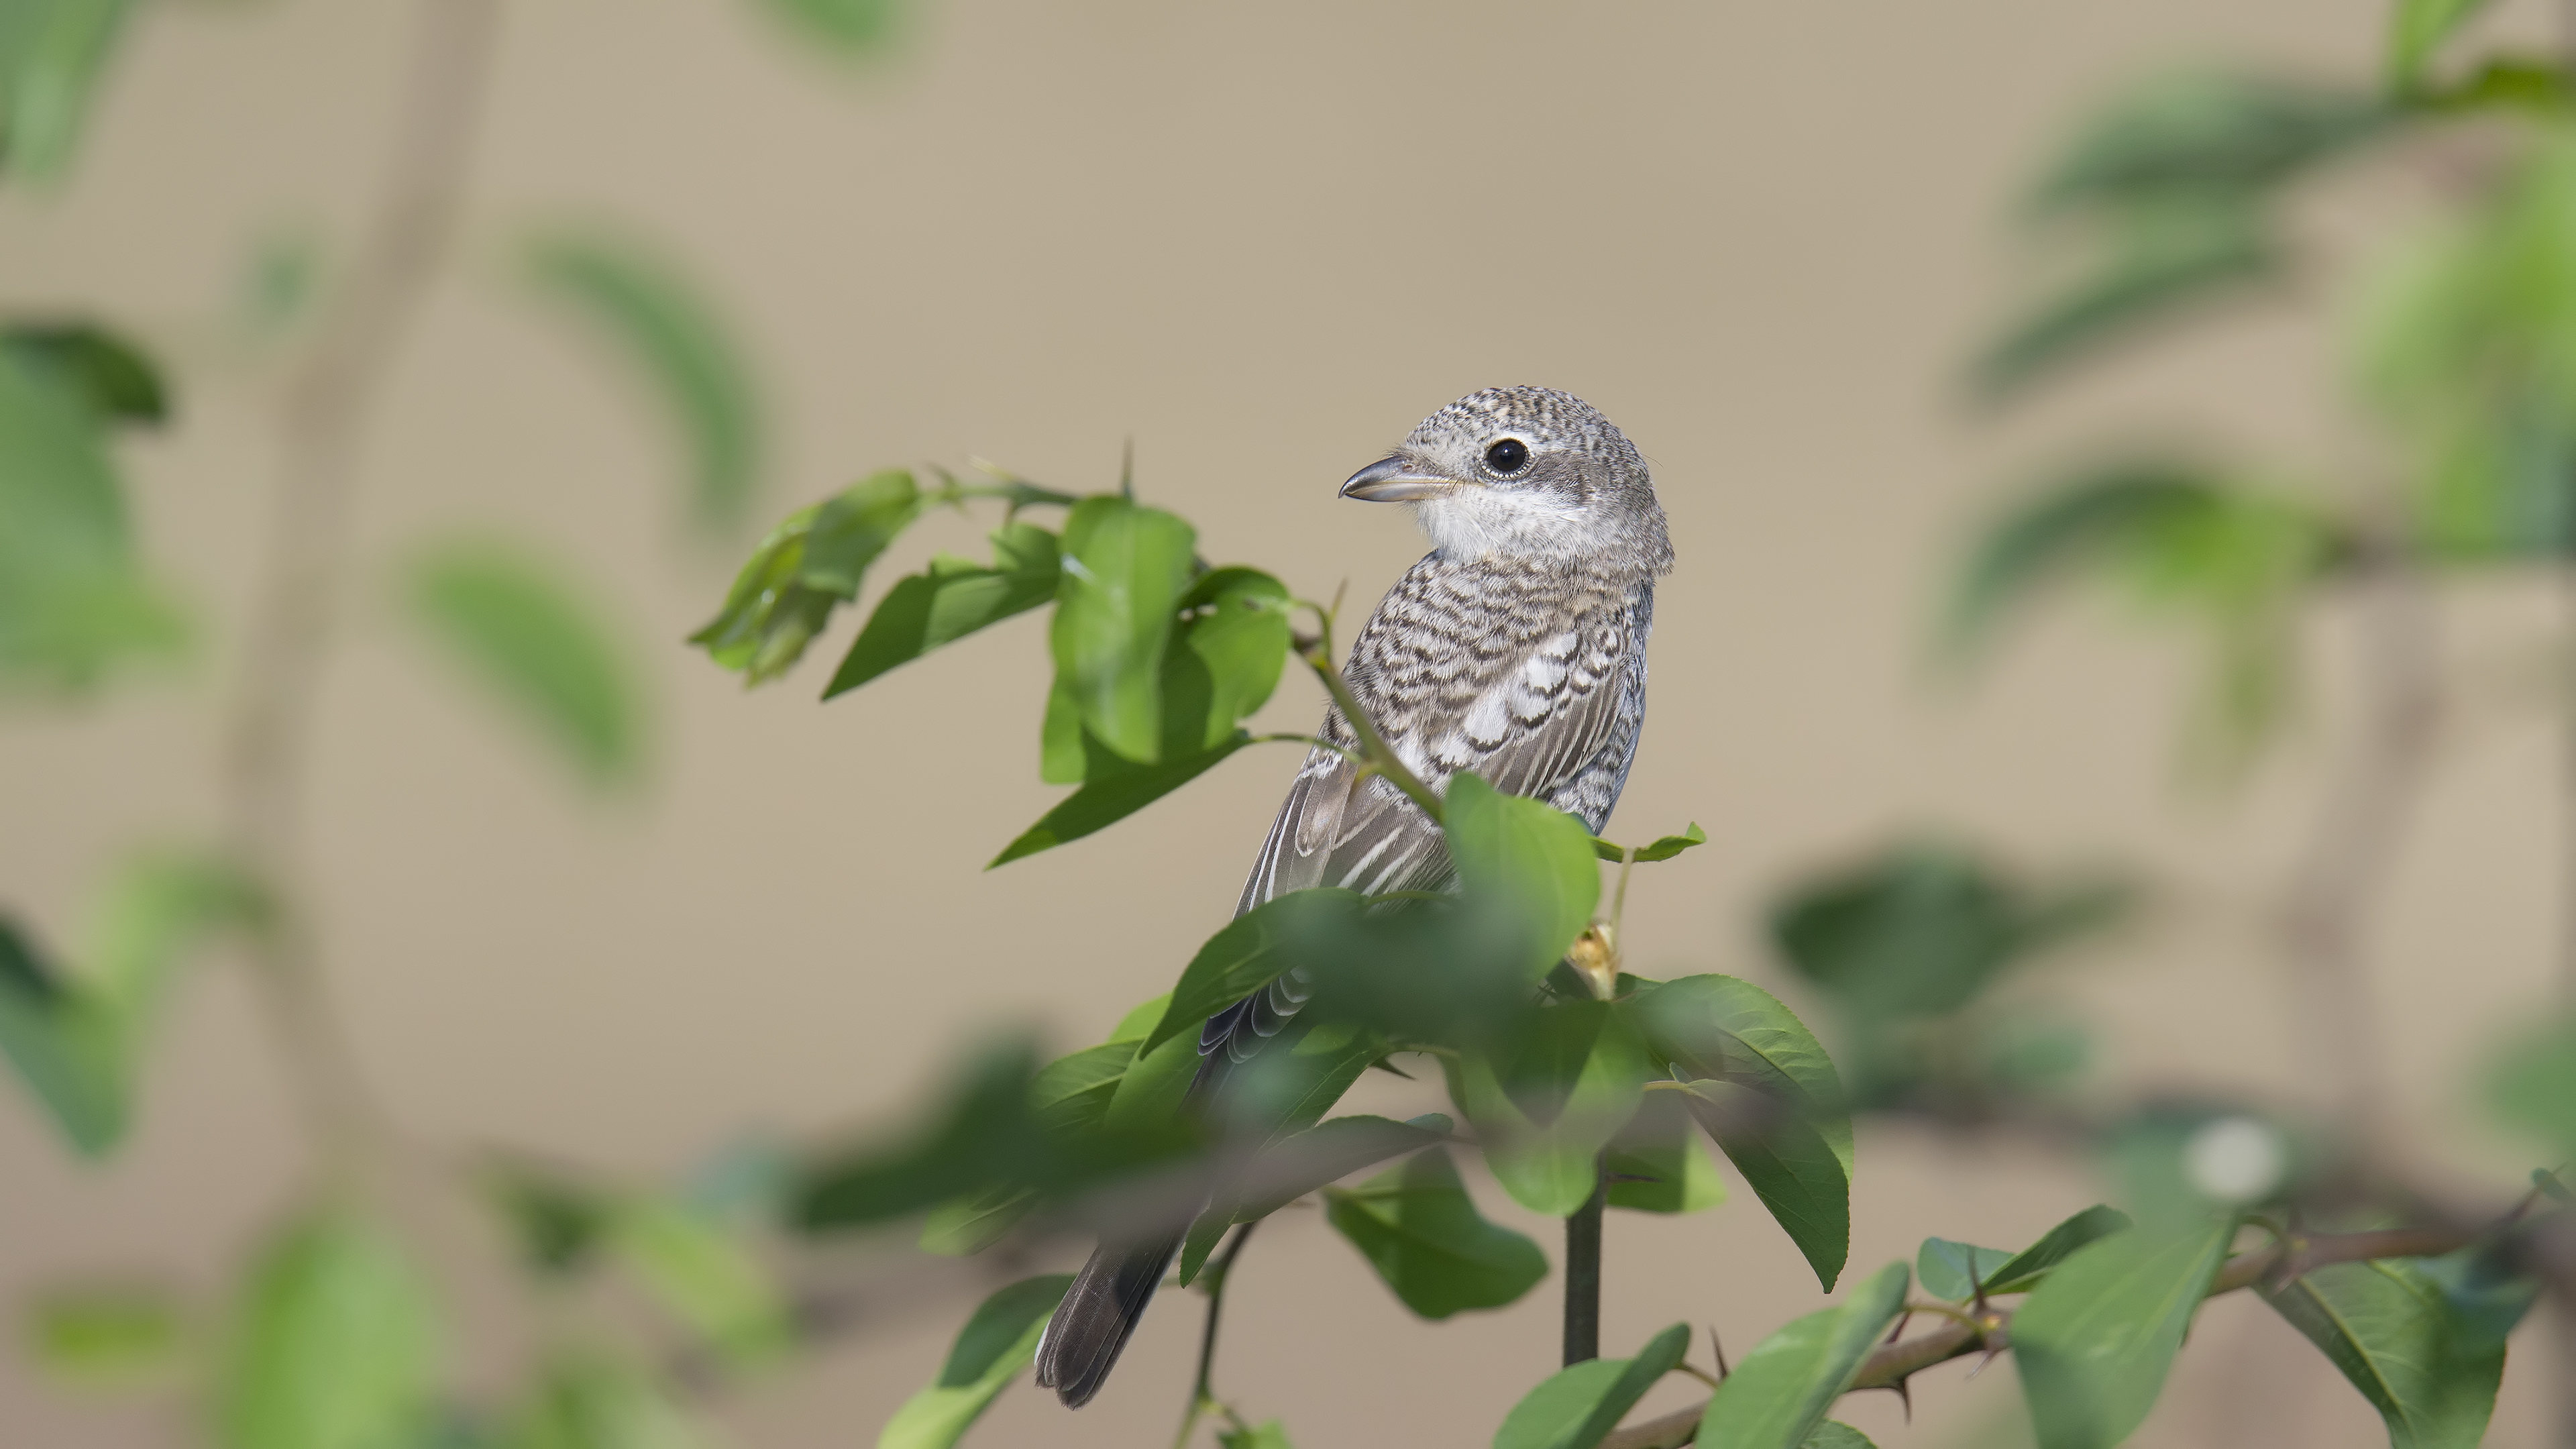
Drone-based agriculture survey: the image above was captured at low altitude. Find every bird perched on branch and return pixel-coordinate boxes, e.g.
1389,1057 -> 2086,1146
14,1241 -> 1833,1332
1036,385 -> 1674,1407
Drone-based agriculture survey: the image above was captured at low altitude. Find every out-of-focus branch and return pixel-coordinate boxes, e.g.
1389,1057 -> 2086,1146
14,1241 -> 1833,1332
1597,1225 -> 2474,1449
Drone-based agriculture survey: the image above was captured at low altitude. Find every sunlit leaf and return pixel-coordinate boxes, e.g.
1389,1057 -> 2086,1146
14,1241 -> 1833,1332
877,1275 -> 1070,1449
0,0 -> 140,183
1447,771 -> 1601,977
1981,1205 -> 2135,1295
1141,890 -> 1364,1055
1174,566 -> 1293,749
25,1283 -> 190,1389
2010,1219 -> 2233,1449
526,230 -> 762,532
1,321 -> 165,424
405,539 -> 643,787
693,470 -> 922,683
2390,0 -> 2494,87
1323,1147 -> 1546,1320
2261,1252 -> 2507,1449
216,1213 -> 438,1449
1493,1322 -> 1689,1449
826,523 -> 1059,698
1695,1262 -> 1909,1449
1049,496 -> 1197,764
1591,823 -> 1707,863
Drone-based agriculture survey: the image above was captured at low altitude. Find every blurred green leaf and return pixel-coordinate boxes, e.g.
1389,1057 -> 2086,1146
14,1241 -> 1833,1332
0,922 -> 120,1155
1049,496 -> 1197,764
826,522 -> 1059,698
0,347 -> 182,693
2027,73 -> 2388,219
25,1283 -> 189,1389
526,231 -> 761,533
1592,823 -> 1706,863
1631,975 -> 1851,1289
877,1275 -> 1071,1449
1179,1112 -> 1452,1285
1101,1026 -> 1199,1133
84,849 -> 267,1026
694,469 -> 922,684
1917,1238 -> 2015,1301
406,539 -> 643,788
2,321 -> 165,425
0,0 -> 139,183
757,0 -> 902,57
2010,1219 -> 2233,1449
505,1352 -> 704,1449
916,1185 -> 1033,1258
2260,1253 -> 2506,1449
2390,0 -> 2493,87
2487,1012 -> 2576,1157
1605,1089 -> 1727,1215
485,1161 -> 614,1277
1980,1205 -> 2135,1295
1770,843 -> 2126,1021
1695,1262 -> 1909,1449
1218,1422 -> 1293,1449
608,1200 -> 786,1366
1029,1040 -> 1140,1133
1142,890 -> 1364,1055
1493,1322 -> 1689,1449
2422,56 -> 2576,115
1324,1147 -> 1547,1320
1447,771 -> 1602,977
1450,1001 -> 1650,1216
1978,206 -> 2277,395
217,1213 -> 437,1449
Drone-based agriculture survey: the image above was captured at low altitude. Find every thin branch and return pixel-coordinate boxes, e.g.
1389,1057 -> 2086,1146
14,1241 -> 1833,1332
1172,1222 -> 1258,1449
1597,1226 -> 2473,1449
1295,637 -> 1442,821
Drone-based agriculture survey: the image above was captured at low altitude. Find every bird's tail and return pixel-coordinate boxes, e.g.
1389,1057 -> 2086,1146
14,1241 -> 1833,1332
1034,1229 -> 1183,1407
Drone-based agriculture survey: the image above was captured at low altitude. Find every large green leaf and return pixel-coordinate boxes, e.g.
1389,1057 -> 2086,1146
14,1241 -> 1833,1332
826,522 -> 1060,697
1450,1001 -> 1651,1216
1049,496 -> 1197,764
1493,1322 -> 1690,1449
2389,0 -> 2494,87
1981,1205 -> 2136,1295
526,231 -> 761,532
406,539 -> 644,787
0,0 -> 140,183
1175,566 -> 1293,747
1446,772 -> 1601,977
1324,1147 -> 1547,1320
1,321 -> 166,425
1143,890 -> 1365,1055
1630,975 -> 1851,1288
2010,1219 -> 2233,1449
216,1214 -> 438,1449
877,1275 -> 1071,1449
1803,1426 -> 1877,1449
1604,1089 -> 1727,1215
692,470 -> 922,683
1695,1261 -> 1910,1449
2260,1254 -> 2505,1449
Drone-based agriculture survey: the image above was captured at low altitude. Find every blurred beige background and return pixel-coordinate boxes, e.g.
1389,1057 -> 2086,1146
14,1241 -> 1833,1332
2,0 -> 2565,1442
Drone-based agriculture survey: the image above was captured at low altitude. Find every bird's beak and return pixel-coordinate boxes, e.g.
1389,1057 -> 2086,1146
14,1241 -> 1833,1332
1340,455 -> 1456,503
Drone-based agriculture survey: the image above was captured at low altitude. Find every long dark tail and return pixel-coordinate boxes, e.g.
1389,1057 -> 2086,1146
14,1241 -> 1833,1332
1032,1229 -> 1184,1407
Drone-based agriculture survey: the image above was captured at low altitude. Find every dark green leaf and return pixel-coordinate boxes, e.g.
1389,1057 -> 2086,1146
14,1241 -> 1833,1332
1981,1205 -> 2136,1295
1,323 -> 166,424
2025,73 -> 2389,219
1917,1238 -> 2015,1301
1144,890 -> 1366,1055
1049,496 -> 1197,764
2261,1253 -> 2506,1449
692,470 -> 920,684
405,539 -> 643,787
217,1214 -> 437,1449
755,0 -> 902,56
2390,0 -> 2493,87
25,1283 -> 190,1389
1675,1078 -> 1851,1293
0,0 -> 140,183
987,731 -> 1252,867
1978,206 -> 2278,396
1447,771 -> 1601,977
2010,1219 -> 2234,1449
878,1275 -> 1071,1449
1605,1089 -> 1727,1215
1695,1262 -> 1909,1449
1591,822 -> 1707,863
1324,1147 -> 1547,1320
1493,1322 -> 1690,1449
525,230 -> 762,532
824,523 -> 1059,698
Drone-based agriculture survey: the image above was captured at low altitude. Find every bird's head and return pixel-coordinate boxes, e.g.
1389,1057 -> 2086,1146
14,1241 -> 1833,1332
1340,386 -> 1672,574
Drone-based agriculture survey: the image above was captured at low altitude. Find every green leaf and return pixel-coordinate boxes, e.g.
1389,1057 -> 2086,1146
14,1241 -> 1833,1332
2489,1013 -> 2576,1157
2390,0 -> 2493,87
406,539 -> 644,787
1631,975 -> 1852,1288
1179,1112 -> 1451,1285
1803,1425 -> 1877,1449
1101,1028 -> 1199,1134
1592,823 -> 1707,863
1049,496 -> 1197,763
916,1185 -> 1033,1258
0,914 -> 121,1153
2260,1253 -> 2505,1449
1605,1089 -> 1728,1214
525,230 -> 762,532
1978,205 -> 2277,395
692,469 -> 921,683
1143,890 -> 1365,1055
483,1161 -> 613,1277
0,346 -> 181,693
1493,1322 -> 1690,1449
1,322 -> 166,425
1448,1003 -> 1651,1216
1696,1261 -> 1909,1449
757,0 -> 903,57
0,0 -> 140,183
2010,1220 -> 2234,1449
217,1213 -> 438,1449
1981,1205 -> 2136,1295
83,850 -> 268,1022
2025,73 -> 2390,219
1446,771 -> 1602,976
25,1283 -> 190,1389
505,1350 -> 706,1449
1219,1421 -> 1294,1449
988,731 -> 1253,866
607,1199 -> 786,1366
1324,1147 -> 1548,1320
1030,1040 -> 1140,1132
877,1275 -> 1071,1449
1175,566 -> 1293,748
826,523 -> 1059,698
1917,1238 -> 2015,1301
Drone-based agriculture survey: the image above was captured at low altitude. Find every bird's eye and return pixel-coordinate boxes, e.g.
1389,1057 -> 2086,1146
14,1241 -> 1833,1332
1484,438 -> 1530,474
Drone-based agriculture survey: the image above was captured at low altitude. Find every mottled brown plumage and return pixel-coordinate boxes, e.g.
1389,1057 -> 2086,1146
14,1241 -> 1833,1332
1036,386 -> 1673,1407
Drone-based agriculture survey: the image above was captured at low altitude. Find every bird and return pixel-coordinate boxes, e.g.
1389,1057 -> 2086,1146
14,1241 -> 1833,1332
1034,385 -> 1674,1408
